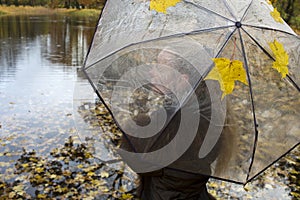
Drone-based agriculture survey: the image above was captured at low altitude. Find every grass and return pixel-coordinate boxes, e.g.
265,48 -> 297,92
0,9 -> 6,16
0,5 -> 101,19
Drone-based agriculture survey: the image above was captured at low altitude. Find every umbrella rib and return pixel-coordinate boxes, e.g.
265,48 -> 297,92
241,27 -> 275,59
286,75 -> 300,92
84,25 -> 235,70
237,28 -> 259,182
246,142 -> 300,184
82,25 -> 237,156
183,0 -> 235,23
81,1 -> 107,70
164,166 -> 245,185
144,29 -> 236,152
145,27 -> 238,153
215,28 -> 237,57
146,27 -> 236,149
222,0 -> 237,21
240,0 -> 254,22
145,27 -> 238,152
242,28 -> 300,92
81,68 -> 138,153
243,24 -> 300,38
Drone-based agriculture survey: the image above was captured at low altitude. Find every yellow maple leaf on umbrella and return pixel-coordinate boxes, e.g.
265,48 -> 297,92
205,58 -> 248,99
270,8 -> 284,23
269,39 -> 289,78
150,0 -> 181,13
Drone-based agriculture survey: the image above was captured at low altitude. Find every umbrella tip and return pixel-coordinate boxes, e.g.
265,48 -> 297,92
235,21 -> 242,28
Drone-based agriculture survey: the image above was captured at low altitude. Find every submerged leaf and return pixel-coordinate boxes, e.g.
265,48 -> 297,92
269,39 -> 289,78
270,8 -> 284,23
205,58 -> 248,99
150,0 -> 181,13
121,193 -> 134,200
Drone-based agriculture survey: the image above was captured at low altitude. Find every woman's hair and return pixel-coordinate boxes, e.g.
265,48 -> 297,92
213,100 -> 238,176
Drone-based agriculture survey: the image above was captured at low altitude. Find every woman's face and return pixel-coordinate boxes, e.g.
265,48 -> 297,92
149,50 -> 190,96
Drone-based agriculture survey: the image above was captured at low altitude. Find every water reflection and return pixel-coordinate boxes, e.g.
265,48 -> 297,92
0,15 -> 94,67
0,15 -> 96,153
0,15 -> 139,199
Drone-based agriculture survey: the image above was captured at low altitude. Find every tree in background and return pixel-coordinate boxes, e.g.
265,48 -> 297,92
271,0 -> 300,28
0,0 -> 105,8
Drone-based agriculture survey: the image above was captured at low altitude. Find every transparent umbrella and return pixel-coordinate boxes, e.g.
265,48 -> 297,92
74,0 -> 300,184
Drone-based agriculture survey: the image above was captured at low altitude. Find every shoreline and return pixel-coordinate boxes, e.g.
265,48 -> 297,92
0,5 -> 298,34
0,5 -> 101,18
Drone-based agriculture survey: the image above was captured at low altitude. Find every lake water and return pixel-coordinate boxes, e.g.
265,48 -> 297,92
0,15 -> 140,200
0,14 -> 296,199
0,15 -> 96,154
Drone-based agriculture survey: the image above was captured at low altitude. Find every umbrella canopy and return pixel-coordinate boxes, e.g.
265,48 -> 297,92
78,0 -> 300,184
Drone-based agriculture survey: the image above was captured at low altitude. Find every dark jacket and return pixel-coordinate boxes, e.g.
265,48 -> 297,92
122,81 -> 218,199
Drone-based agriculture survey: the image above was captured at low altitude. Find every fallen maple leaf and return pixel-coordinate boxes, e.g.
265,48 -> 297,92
205,58 -> 248,99
269,39 -> 289,78
150,0 -> 181,13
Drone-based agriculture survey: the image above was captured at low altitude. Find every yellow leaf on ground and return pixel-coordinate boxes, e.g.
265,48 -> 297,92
77,164 -> 84,168
50,174 -> 57,179
99,186 -> 110,193
9,191 -> 16,198
269,39 -> 289,78
37,194 -> 47,199
34,167 -> 44,173
150,0 -> 181,13
270,8 -> 284,23
100,171 -> 110,178
13,185 -> 24,192
119,185 -> 127,193
121,193 -> 134,200
87,171 -> 95,176
205,58 -> 248,99
91,179 -> 106,186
